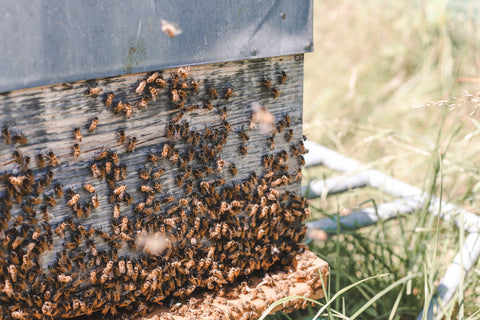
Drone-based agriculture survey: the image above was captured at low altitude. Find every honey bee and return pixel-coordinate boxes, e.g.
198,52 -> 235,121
155,78 -> 168,87
239,144 -> 247,155
271,88 -> 280,98
216,158 -> 225,172
177,66 -> 190,80
126,136 -> 137,153
204,100 -> 213,110
267,136 -> 275,150
12,134 -> 27,144
161,195 -> 175,204
279,71 -> 288,84
86,87 -> 102,95
149,86 -> 158,102
189,80 -> 199,91
54,183 -> 64,198
171,89 -> 180,103
161,142 -> 173,159
262,77 -> 271,89
161,19 -> 182,38
88,117 -> 99,132
67,193 -> 80,206
91,193 -> 99,208
224,87 -> 234,100
124,103 -> 133,118
43,195 -> 56,206
151,168 -> 165,180
284,129 -> 293,142
72,143 -> 81,159
90,163 -> 104,179
82,183 -> 96,193
73,128 -> 83,142
113,184 -> 126,196
115,100 -> 126,113
209,87 -> 218,99
2,127 -> 11,144
238,129 -> 249,142
171,111 -> 184,123
135,80 -> 147,95
137,96 -> 150,110
105,92 -> 114,107
175,175 -> 184,187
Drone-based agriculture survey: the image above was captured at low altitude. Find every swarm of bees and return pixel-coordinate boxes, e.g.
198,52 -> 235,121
0,63 -> 309,319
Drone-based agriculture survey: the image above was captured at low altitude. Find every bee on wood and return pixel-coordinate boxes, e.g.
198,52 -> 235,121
116,129 -> 126,145
171,89 -> 180,103
279,71 -> 288,84
284,129 -> 293,142
139,185 -> 153,193
137,96 -> 150,110
262,77 -> 271,89
239,144 -> 247,155
224,87 -> 234,100
161,142 -> 173,159
90,163 -> 104,179
88,117 -> 98,132
151,168 -> 165,180
45,150 -> 58,167
105,92 -> 114,107
149,86 -> 158,102
271,88 -> 280,98
120,164 -> 127,180
86,87 -> 102,95
114,100 -> 126,113
71,128 -> 82,142
175,175 -> 184,187
238,129 -> 249,142
124,103 -> 133,118
12,134 -> 27,144
138,168 -> 151,181
216,158 -> 225,172
91,193 -> 99,208
190,80 -> 199,91
43,195 -> 56,207
178,66 -> 190,80
155,77 -> 168,88
67,193 -> 80,206
2,127 -> 11,144
53,183 -> 64,199
171,111 -> 184,123
135,80 -> 147,95
209,87 -> 218,100
126,136 -> 137,153
72,143 -> 81,159
267,136 -> 275,150
161,195 -> 175,204
204,100 -> 213,110
147,153 -> 159,164
82,183 -> 96,193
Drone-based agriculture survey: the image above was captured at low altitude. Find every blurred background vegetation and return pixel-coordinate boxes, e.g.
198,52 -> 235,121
268,0 -> 480,319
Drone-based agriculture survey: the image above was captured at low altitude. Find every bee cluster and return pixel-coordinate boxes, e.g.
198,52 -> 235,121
0,55 -> 309,319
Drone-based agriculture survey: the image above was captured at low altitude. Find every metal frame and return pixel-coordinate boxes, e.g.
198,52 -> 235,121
303,141 -> 480,320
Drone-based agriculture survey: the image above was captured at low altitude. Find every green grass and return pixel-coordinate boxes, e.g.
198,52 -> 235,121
262,0 -> 480,319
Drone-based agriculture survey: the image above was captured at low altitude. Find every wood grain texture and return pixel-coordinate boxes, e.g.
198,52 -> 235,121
0,54 -> 308,318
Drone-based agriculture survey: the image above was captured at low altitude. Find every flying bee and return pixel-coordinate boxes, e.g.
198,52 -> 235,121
271,88 -> 280,98
73,128 -> 83,142
86,87 -> 102,95
155,78 -> 167,87
105,92 -> 114,107
83,183 -> 96,193
224,87 -> 234,100
88,117 -> 98,132
161,19 -> 182,38
279,71 -> 288,84
209,87 -> 218,99
72,143 -> 81,159
135,80 -> 147,95
126,136 -> 137,153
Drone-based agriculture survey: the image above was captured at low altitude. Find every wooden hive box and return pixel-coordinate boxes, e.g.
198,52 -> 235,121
0,1 -> 327,319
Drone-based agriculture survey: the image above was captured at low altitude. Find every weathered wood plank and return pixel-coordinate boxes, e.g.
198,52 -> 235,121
0,55 -> 309,318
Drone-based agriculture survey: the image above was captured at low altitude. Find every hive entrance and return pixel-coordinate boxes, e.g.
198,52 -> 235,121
0,55 -> 311,318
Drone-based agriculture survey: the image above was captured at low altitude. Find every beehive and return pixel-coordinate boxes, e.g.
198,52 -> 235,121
0,55 -> 318,318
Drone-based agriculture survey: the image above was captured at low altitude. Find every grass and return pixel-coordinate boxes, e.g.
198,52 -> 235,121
263,0 -> 480,319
